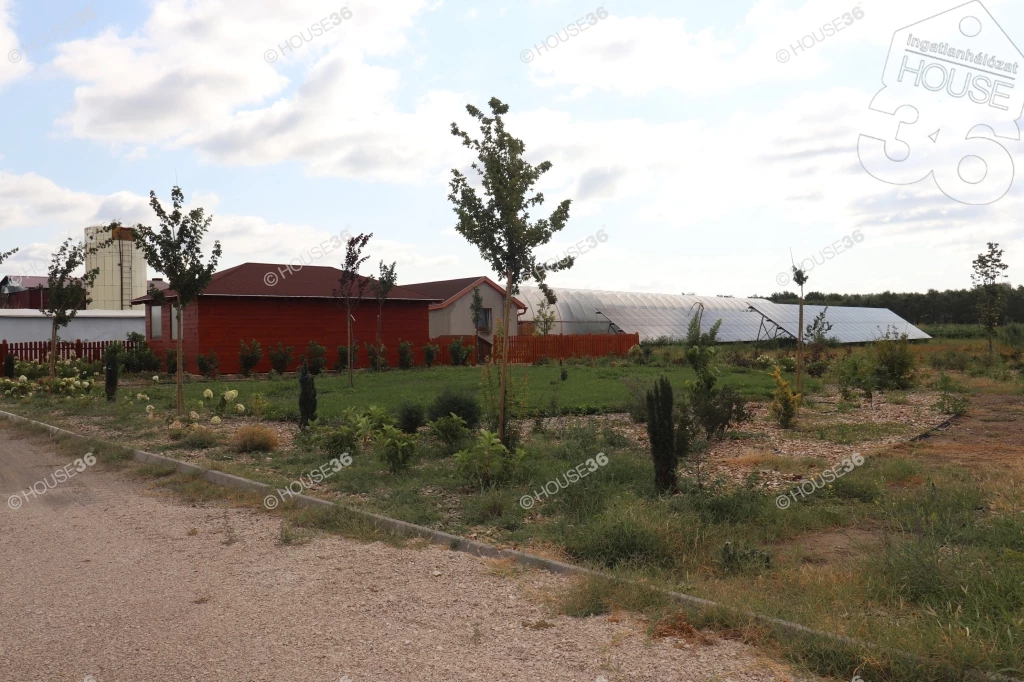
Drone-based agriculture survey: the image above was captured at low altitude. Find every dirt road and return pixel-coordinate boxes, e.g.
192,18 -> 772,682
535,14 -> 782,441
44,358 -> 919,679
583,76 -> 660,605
0,426 -> 812,682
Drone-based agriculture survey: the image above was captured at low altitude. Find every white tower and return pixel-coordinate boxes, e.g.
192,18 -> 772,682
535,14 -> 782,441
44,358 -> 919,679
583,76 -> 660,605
84,225 -> 148,310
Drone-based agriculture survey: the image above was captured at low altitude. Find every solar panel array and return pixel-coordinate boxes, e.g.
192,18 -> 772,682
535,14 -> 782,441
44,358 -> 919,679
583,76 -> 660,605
748,301 -> 931,343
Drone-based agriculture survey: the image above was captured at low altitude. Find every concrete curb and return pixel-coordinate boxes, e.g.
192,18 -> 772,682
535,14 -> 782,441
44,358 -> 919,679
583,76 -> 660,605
1,409 -> 1018,682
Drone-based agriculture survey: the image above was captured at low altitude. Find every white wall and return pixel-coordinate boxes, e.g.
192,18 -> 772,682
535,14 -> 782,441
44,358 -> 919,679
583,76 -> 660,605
429,284 -> 518,341
0,309 -> 144,342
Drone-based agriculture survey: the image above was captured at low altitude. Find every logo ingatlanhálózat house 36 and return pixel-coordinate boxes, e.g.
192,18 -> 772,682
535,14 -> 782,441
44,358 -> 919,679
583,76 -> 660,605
858,1 -> 1023,205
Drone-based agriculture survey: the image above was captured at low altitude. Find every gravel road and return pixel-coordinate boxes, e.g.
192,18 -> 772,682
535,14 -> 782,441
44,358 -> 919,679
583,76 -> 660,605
0,426 -> 816,682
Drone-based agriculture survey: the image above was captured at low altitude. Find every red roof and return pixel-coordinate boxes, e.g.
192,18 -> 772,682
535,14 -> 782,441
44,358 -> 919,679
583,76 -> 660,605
131,263 -> 441,303
405,276 -> 526,311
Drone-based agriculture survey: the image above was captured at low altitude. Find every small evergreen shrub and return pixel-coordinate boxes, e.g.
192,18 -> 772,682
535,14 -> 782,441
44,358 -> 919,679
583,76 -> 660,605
3,353 -> 14,379
422,343 -> 439,368
872,330 -> 916,390
233,425 -> 279,453
397,340 -> 413,369
428,386 -> 481,427
303,341 -> 326,375
318,426 -> 359,457
448,338 -> 472,366
334,344 -> 357,372
103,342 -> 121,402
396,401 -> 426,434
298,361 -> 317,428
164,348 -> 178,375
121,332 -> 161,373
238,339 -> 262,377
269,342 -> 293,374
196,351 -> 220,378
646,376 -> 677,494
427,413 -> 470,455
366,342 -> 388,372
768,367 -> 800,428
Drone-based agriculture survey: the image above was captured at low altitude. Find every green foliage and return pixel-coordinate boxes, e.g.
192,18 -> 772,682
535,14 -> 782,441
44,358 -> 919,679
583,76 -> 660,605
298,361 -> 317,428
768,367 -> 800,428
334,344 -> 357,372
121,332 -> 161,374
999,323 -> 1024,350
196,351 -> 220,378
103,342 -> 120,402
422,343 -> 439,368
562,501 -> 679,570
238,339 -> 262,377
933,373 -> 971,417
448,337 -> 471,366
621,376 -> 652,423
269,342 -> 293,374
396,401 -> 426,434
972,242 -> 1009,355
871,330 -> 916,390
929,347 -> 971,371
831,353 -> 875,401
645,375 -> 677,494
366,342 -> 388,372
453,431 -> 524,488
428,386 -> 480,427
373,424 -> 416,474
397,340 -> 413,369
469,285 -> 485,330
426,413 -> 470,455
43,235 -> 106,378
369,259 -> 398,372
719,541 -> 772,575
183,425 -> 218,449
164,348 -> 179,375
334,233 -> 373,388
534,298 -> 556,336
303,340 -> 326,375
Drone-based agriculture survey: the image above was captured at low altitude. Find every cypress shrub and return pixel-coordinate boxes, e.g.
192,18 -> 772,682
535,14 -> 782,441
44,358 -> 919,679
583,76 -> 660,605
646,375 -> 677,494
298,361 -> 317,428
269,342 -> 293,374
103,342 -> 122,403
397,340 -> 414,369
238,339 -> 262,377
3,353 -> 14,379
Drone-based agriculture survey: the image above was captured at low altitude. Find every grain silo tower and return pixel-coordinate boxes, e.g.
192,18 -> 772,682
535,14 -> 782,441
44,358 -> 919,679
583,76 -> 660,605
84,225 -> 148,310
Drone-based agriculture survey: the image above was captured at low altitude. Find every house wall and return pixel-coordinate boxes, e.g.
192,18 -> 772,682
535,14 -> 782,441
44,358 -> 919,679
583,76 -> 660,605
429,285 -> 518,343
145,301 -> 199,372
193,296 -> 431,374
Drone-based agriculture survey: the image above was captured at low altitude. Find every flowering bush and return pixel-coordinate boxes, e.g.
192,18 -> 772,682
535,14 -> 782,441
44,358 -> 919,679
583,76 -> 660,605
136,393 -> 149,402
203,389 -> 214,400
210,416 -> 222,425
235,403 -> 245,414
49,376 -> 94,396
0,376 -> 40,398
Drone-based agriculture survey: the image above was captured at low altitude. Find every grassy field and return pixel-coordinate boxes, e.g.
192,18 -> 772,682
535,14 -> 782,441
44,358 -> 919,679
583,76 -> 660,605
3,336 -> 1023,682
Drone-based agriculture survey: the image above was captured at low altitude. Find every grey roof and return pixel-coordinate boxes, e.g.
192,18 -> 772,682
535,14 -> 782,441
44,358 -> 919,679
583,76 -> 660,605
596,305 -> 769,343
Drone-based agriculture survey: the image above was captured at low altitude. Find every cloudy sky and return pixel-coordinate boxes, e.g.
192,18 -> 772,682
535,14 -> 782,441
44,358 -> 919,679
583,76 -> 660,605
1,0 -> 1022,297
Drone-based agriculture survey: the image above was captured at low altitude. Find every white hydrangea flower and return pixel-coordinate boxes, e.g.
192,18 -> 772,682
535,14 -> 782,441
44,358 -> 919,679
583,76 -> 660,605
189,411 -> 200,420
146,405 -> 155,413
153,375 -> 160,383
235,404 -> 245,414
18,375 -> 27,383
203,389 -> 214,399
210,416 -> 222,425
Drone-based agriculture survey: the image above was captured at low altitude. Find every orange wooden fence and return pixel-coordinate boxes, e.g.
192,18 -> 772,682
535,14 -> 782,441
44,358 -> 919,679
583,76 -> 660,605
0,339 -> 137,364
429,333 -> 638,366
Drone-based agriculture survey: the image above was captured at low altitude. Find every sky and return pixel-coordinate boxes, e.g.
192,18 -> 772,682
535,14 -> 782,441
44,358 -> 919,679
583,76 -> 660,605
0,0 -> 1022,298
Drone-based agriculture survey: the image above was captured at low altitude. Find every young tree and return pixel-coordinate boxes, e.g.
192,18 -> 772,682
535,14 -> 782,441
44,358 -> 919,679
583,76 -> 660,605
369,260 -> 397,371
972,242 -> 1009,357
790,264 -> 809,394
334,233 -> 372,388
533,298 -> 556,336
469,286 -> 484,330
133,187 -> 223,412
43,238 -> 104,380
449,97 -> 573,445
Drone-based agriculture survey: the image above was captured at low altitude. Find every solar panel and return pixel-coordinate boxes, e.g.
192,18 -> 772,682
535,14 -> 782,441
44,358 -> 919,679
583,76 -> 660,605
748,301 -> 931,343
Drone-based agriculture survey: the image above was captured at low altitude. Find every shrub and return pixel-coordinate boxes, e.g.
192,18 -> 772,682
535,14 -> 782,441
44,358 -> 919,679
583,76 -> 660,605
396,401 -> 426,434
121,333 -> 161,374
768,367 -> 800,428
563,502 -> 678,570
298,361 -> 317,428
196,351 -> 220,378
933,372 -> 971,417
427,413 -> 470,455
303,341 -> 326,375
929,347 -> 971,372
238,339 -> 262,377
830,353 -> 874,401
366,342 -> 388,371
334,344 -> 357,372
3,353 -> 13,379
164,348 -> 178,375
428,386 -> 481,427
422,343 -> 439,368
373,425 -> 416,474
454,431 -> 524,488
318,426 -> 359,458
622,376 -> 652,423
626,344 -> 644,365
646,376 -> 677,494
233,425 -> 279,452
448,338 -> 471,366
269,342 -> 293,374
872,330 -> 915,390
103,342 -> 121,402
397,340 -> 413,369
183,425 -> 218,449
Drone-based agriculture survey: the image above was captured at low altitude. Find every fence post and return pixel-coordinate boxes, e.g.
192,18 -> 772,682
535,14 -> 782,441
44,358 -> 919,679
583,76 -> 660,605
0,339 -> 6,364
75,339 -> 83,359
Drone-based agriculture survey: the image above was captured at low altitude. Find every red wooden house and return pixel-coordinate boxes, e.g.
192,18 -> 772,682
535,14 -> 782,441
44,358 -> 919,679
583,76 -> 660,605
131,263 -> 440,374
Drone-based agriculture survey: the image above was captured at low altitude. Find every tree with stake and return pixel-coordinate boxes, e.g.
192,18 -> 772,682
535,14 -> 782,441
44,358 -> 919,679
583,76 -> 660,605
43,237 -> 106,380
790,264 -> 809,394
369,260 -> 397,372
132,187 -> 222,413
449,97 -> 573,445
972,242 -> 1009,358
334,234 -> 372,388
533,299 -> 556,336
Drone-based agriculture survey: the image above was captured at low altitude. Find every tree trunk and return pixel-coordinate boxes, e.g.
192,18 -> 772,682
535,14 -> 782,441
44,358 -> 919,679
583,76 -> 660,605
176,305 -> 184,412
796,293 -> 804,395
497,279 -> 513,444
48,321 -> 58,380
347,305 -> 354,388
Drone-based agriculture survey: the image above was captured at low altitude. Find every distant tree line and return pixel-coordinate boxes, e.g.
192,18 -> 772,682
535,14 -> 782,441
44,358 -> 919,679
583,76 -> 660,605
767,284 -> 1024,325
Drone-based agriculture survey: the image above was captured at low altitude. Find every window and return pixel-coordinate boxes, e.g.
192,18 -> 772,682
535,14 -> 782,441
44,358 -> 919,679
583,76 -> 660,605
150,305 -> 162,339
171,304 -> 179,340
477,308 -> 493,331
